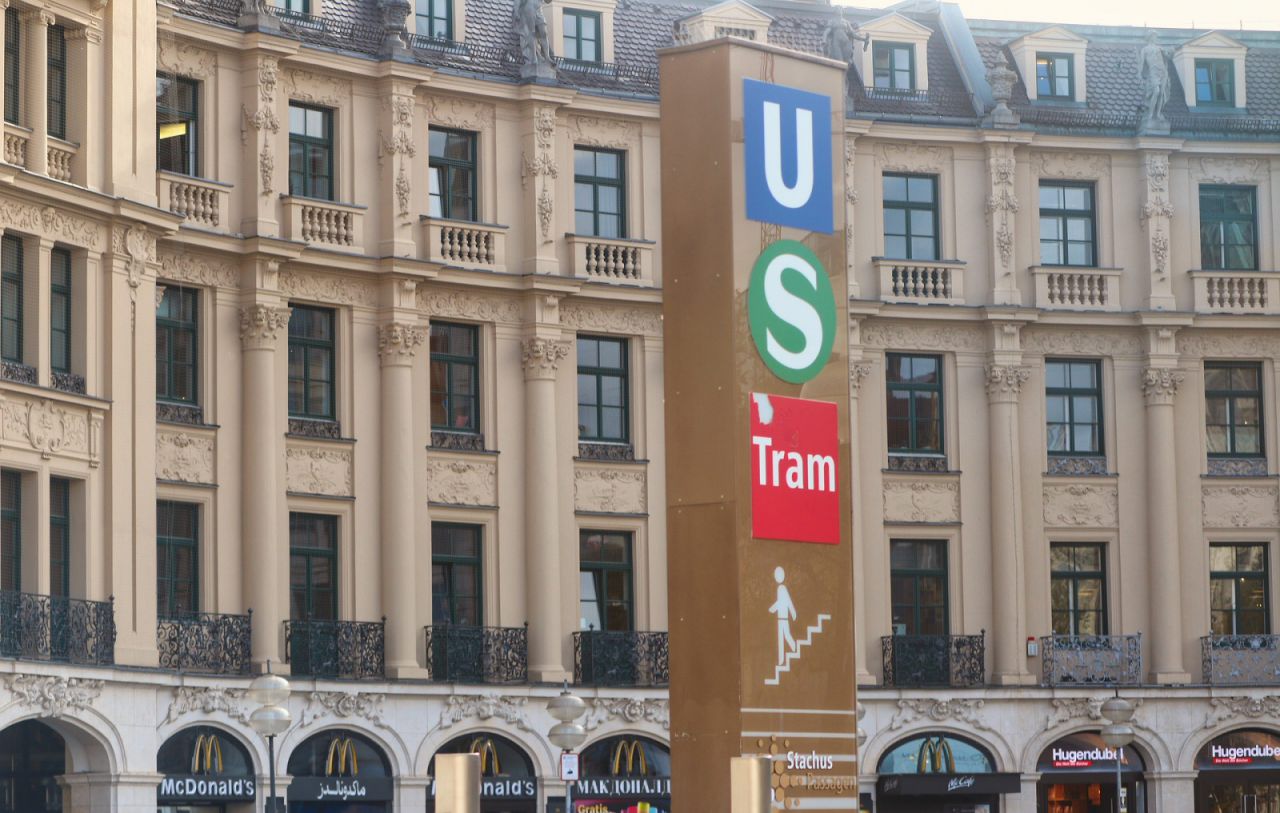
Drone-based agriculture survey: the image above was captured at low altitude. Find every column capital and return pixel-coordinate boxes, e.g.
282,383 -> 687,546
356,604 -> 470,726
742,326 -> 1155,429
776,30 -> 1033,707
1141,366 -> 1184,405
849,360 -> 873,395
522,336 -> 570,380
154,284 -> 166,311
239,304 -> 291,350
985,364 -> 1030,400
21,8 -> 55,26
378,321 -> 425,365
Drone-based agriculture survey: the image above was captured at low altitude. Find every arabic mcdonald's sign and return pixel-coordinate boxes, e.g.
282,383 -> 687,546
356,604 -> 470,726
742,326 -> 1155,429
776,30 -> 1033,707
916,737 -> 956,774
470,737 -> 503,777
611,740 -> 649,777
326,736 -> 360,777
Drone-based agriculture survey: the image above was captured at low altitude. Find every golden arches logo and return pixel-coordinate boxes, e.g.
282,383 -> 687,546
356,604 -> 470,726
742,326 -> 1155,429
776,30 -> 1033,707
191,733 -> 224,775
325,737 -> 360,777
611,740 -> 648,777
916,737 -> 955,774
469,738 -> 502,777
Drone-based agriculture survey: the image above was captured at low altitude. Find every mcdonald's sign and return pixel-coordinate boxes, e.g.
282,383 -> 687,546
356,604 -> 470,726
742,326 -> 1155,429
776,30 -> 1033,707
915,737 -> 956,774
611,740 -> 649,777
326,737 -> 360,777
192,733 -> 225,775
469,737 -> 503,777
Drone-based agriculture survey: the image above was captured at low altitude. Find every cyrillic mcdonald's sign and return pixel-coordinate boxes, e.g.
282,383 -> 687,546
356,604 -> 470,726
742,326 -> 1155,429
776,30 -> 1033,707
326,737 -> 360,777
916,737 -> 956,774
611,740 -> 648,777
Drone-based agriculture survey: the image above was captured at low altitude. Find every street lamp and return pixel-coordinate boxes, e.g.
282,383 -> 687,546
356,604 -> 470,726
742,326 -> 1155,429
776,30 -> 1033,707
1100,695 -> 1135,813
547,685 -> 587,813
248,664 -> 292,813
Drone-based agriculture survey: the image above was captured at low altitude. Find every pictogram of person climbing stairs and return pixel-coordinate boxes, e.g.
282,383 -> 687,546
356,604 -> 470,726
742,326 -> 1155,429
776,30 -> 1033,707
765,613 -> 831,686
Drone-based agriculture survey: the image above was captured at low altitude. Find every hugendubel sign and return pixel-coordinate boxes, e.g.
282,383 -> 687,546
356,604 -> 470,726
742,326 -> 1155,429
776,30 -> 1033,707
661,37 -> 857,813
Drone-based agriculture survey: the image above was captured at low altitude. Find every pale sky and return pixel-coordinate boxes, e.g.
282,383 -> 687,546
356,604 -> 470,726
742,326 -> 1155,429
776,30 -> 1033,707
839,0 -> 1280,31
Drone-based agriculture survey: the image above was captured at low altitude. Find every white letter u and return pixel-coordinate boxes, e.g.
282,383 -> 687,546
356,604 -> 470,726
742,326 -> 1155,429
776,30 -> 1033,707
762,101 -> 814,210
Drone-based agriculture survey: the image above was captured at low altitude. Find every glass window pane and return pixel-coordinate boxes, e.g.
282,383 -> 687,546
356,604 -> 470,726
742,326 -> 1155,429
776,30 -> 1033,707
1204,366 -> 1230,390
910,237 -> 936,260
907,177 -> 933,203
1210,546 -> 1238,573
909,209 -> 934,236
883,175 -> 907,202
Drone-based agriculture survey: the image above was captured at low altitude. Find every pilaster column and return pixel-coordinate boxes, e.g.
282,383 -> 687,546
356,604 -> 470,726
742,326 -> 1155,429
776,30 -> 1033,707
985,142 -> 1020,306
843,136 -> 860,297
0,4 -> 8,148
240,300 -> 291,669
63,27 -> 98,185
240,54 -> 281,236
848,352 -> 873,685
377,80 -> 418,257
987,361 -> 1031,684
378,320 -> 426,676
520,102 -> 562,274
32,237 -> 52,386
1142,363 -> 1188,682
522,335 -> 570,681
1141,151 -> 1176,310
22,9 -> 52,176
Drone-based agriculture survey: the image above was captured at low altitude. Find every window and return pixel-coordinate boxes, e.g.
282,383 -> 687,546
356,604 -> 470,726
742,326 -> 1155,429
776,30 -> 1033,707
288,103 -> 333,201
156,285 -> 198,404
430,322 -> 478,433
1,470 -> 18,592
431,523 -> 481,626
282,0 -> 311,12
574,147 -> 625,238
563,9 -> 601,63
1199,185 -> 1257,271
4,9 -> 18,125
886,353 -> 942,455
288,305 -> 335,421
289,513 -> 336,620
1050,543 -> 1106,635
890,540 -> 947,635
1039,182 -> 1095,266
1036,53 -> 1073,99
156,75 -> 199,176
1,234 -> 21,364
416,0 -> 452,38
1205,362 -> 1262,458
157,501 -> 198,618
428,128 -> 476,222
49,247 -> 70,374
577,335 -> 628,442
1046,359 -> 1102,456
579,530 -> 632,632
882,174 -> 938,260
1195,58 -> 1235,106
46,25 -> 65,140
49,478 -> 69,598
1210,543 -> 1268,635
872,42 -> 914,90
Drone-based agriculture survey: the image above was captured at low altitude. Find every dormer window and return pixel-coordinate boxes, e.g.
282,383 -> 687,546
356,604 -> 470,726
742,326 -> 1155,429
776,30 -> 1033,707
563,9 -> 601,62
1009,26 -> 1088,103
873,42 -> 914,91
283,0 -> 310,12
858,14 -> 933,94
1195,59 -> 1235,106
1174,32 -> 1246,109
1036,53 -> 1073,100
416,0 -> 453,39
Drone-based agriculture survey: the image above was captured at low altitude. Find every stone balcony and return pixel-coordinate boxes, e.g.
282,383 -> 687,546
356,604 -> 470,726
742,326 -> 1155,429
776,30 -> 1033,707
1032,266 -> 1122,311
567,234 -> 656,286
3,122 -> 28,166
47,138 -> 76,182
158,171 -> 233,231
422,216 -> 508,272
1191,269 -> 1279,314
875,258 -> 965,305
282,195 -> 366,254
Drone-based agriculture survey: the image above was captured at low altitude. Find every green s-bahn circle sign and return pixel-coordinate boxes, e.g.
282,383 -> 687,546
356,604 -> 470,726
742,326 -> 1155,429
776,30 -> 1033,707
747,240 -> 837,384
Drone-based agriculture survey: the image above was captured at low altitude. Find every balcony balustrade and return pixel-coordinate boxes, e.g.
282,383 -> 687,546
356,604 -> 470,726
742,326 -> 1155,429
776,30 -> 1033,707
3,123 -> 28,167
573,629 -> 669,687
1040,633 -> 1142,686
47,139 -> 76,182
567,234 -> 655,285
0,591 -> 114,665
1191,270 -> 1278,314
285,618 -> 385,679
424,624 -> 528,684
422,217 -> 508,271
159,172 -> 232,231
157,611 -> 252,675
282,196 -> 366,253
1202,634 -> 1280,685
876,258 -> 965,305
1032,266 -> 1122,311
881,632 -> 984,688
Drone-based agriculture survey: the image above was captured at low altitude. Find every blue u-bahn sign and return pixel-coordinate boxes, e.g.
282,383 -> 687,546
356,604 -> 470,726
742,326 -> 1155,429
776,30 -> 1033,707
743,77 -> 833,233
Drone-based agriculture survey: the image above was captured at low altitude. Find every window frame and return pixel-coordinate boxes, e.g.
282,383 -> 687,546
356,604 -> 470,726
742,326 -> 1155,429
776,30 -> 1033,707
48,477 -> 69,599
562,9 -> 603,64
872,41 -> 915,91
289,512 -> 338,621
576,335 -> 629,443
1204,360 -> 1264,459
415,0 -> 453,39
1209,543 -> 1269,635
4,8 -> 19,126
156,74 -> 200,177
431,523 -> 483,626
287,102 -> 335,202
429,321 -> 480,434
156,285 -> 199,405
287,305 -> 337,422
1035,52 -> 1074,100
156,500 -> 199,619
46,24 -> 65,140
427,127 -> 478,223
578,529 -> 634,633
1,234 -> 22,364
49,247 -> 70,374
1045,358 -> 1103,457
1199,185 -> 1258,271
889,539 -> 948,636
885,352 -> 944,456
882,172 -> 939,261
1038,181 -> 1097,268
1,470 -> 18,593
282,0 -> 312,13
1049,543 -> 1108,636
1195,58 -> 1235,107
573,146 -> 627,239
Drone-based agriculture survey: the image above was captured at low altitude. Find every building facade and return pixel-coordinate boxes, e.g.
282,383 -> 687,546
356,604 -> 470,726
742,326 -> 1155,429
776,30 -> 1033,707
0,0 -> 1277,810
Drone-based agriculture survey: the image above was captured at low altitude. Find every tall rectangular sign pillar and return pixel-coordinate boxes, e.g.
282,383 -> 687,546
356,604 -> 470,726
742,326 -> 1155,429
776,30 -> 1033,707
660,40 -> 857,812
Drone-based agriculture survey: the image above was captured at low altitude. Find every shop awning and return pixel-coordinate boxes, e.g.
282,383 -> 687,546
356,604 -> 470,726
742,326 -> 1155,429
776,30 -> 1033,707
877,772 -> 1022,796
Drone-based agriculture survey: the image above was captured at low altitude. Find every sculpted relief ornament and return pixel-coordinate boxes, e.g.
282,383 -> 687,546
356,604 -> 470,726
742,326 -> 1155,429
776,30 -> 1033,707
287,446 -> 354,497
299,691 -> 390,730
242,57 -> 280,196
1205,696 -> 1280,729
985,364 -> 1031,398
438,694 -> 533,732
521,107 -> 559,241
889,698 -> 990,732
1140,366 -> 1183,405
4,675 -> 103,717
2,398 -> 90,460
164,686 -> 249,725
378,322 -> 426,363
521,337 -> 570,379
583,698 -> 670,731
156,430 -> 215,484
239,304 -> 291,349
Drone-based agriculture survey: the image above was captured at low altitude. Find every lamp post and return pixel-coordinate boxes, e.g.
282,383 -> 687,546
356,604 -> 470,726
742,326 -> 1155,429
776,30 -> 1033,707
1100,695 -> 1135,813
248,664 -> 292,813
547,685 -> 587,813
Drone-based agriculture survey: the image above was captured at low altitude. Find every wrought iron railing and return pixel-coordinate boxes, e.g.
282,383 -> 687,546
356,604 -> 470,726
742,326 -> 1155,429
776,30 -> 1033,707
0,591 -> 114,665
1202,634 -> 1280,685
424,624 -> 528,684
286,618 -> 385,680
1041,634 -> 1142,686
157,611 -> 252,675
574,629 -> 669,687
881,632 -> 984,688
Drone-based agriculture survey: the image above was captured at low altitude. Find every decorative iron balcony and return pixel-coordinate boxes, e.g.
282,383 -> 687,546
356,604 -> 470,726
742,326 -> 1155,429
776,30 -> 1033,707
424,624 -> 528,684
285,618 -> 385,680
1202,634 -> 1280,685
0,591 -> 114,665
157,611 -> 252,675
574,629 -> 669,687
1041,634 -> 1142,686
881,632 -> 984,688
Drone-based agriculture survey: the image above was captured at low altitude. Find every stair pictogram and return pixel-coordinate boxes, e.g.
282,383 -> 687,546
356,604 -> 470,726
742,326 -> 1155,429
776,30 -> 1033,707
765,613 -> 831,686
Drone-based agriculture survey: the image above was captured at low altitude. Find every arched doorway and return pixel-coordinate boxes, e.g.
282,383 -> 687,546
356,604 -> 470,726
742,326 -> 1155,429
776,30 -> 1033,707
0,719 -> 65,813
1036,731 -> 1146,813
1195,728 -> 1280,812
565,735 -> 671,813
287,729 -> 393,813
875,732 -> 1019,812
426,733 -> 537,813
157,725 -> 257,813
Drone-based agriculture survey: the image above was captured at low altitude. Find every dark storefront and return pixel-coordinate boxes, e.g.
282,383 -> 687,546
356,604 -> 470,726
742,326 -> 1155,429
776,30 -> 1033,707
1037,732 -> 1146,813
876,733 -> 1019,813
547,735 -> 671,813
157,725 -> 257,813
428,734 -> 537,813
0,720 -> 65,813
1195,729 -> 1280,813
287,730 -> 394,813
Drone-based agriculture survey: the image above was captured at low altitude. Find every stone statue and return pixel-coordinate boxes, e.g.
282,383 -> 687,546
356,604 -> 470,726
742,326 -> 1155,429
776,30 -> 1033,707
514,0 -> 555,79
823,9 -> 861,67
986,60 -> 1019,128
1139,31 -> 1170,134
